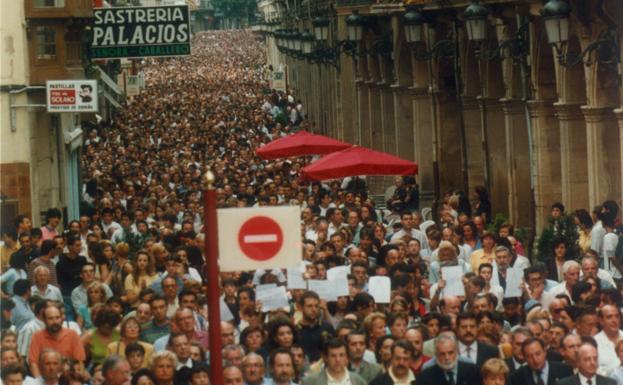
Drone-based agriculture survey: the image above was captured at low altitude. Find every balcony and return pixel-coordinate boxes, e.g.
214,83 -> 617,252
336,0 -> 375,7
26,0 -> 93,19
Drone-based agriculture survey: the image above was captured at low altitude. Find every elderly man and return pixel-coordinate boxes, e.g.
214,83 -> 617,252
580,255 -> 615,289
506,327 -> 533,375
30,266 -> 63,303
242,353 -> 269,385
415,334 -> 482,385
27,240 -> 58,287
153,308 -> 209,351
34,349 -> 63,385
555,343 -> 616,385
224,365 -> 245,385
101,355 -> 132,385
223,344 -> 245,368
548,261 -> 581,302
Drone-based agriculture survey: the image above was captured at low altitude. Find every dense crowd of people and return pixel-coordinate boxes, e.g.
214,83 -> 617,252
0,29 -> 622,385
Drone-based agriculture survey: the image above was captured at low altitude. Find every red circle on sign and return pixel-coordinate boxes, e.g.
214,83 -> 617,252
238,216 -> 284,261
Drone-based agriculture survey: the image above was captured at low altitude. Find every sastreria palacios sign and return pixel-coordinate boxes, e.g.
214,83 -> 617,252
90,5 -> 191,59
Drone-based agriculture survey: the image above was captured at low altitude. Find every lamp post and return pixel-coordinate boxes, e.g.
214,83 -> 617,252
202,170 -> 222,385
403,6 -> 427,45
464,0 -> 489,44
312,16 -> 329,43
403,7 -> 454,61
541,0 -> 620,68
345,10 -> 364,44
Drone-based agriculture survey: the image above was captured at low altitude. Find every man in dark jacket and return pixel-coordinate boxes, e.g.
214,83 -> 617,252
455,312 -> 500,366
555,343 -> 616,385
415,334 -> 482,385
370,340 -> 416,385
510,338 -> 573,385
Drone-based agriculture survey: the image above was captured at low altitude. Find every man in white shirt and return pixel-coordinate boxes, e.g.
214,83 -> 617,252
601,215 -> 622,280
548,261 -> 581,303
32,349 -> 62,385
594,305 -> 623,376
30,267 -> 63,304
17,299 -> 47,358
390,212 -> 429,254
580,255 -> 616,289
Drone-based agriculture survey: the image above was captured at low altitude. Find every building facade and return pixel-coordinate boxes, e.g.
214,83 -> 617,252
258,0 -> 623,238
1,0 -> 123,229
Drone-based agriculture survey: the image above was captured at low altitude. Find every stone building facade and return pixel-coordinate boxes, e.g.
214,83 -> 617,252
258,0 -> 623,237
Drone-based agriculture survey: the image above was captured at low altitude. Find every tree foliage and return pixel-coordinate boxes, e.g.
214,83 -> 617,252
536,214 -> 580,262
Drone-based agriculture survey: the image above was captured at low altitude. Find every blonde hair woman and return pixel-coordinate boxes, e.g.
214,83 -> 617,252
481,358 -> 509,385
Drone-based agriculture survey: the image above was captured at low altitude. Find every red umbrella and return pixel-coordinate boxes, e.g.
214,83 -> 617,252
301,146 -> 418,181
256,130 -> 352,160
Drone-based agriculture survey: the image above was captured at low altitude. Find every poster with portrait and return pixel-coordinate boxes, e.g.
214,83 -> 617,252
46,80 -> 99,113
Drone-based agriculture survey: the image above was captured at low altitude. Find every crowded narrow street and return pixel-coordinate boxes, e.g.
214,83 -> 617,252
1,1 -> 623,385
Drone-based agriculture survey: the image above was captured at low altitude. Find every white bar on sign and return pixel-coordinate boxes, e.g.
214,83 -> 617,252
243,234 -> 278,243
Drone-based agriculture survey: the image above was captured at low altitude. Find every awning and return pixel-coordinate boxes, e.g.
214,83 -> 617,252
97,66 -> 122,95
103,90 -> 121,108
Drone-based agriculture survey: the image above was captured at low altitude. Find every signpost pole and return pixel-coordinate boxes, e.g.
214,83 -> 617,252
202,170 -> 223,385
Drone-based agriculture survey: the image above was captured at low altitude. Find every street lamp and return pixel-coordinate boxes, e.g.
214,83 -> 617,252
293,31 -> 302,54
403,6 -> 427,44
345,10 -> 364,43
464,0 -> 489,43
313,16 -> 330,42
301,30 -> 314,55
540,0 -> 620,67
540,0 -> 571,54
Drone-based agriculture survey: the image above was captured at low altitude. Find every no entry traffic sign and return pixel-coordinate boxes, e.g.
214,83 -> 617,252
238,216 -> 283,261
218,206 -> 301,271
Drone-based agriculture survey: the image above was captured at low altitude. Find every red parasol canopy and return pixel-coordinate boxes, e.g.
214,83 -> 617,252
256,130 -> 352,160
301,146 -> 418,181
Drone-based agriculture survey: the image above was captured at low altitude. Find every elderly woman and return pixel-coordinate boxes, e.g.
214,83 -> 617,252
107,317 -> 154,367
150,351 -> 177,385
481,358 -> 510,385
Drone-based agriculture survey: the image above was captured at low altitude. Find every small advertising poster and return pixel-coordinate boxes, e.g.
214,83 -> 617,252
46,80 -> 98,113
126,75 -> 140,97
272,70 -> 286,92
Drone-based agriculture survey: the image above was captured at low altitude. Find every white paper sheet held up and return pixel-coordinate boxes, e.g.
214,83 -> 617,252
308,280 -> 338,301
256,285 -> 289,312
368,276 -> 391,303
327,265 -> 350,281
441,266 -> 465,297
504,267 -> 523,298
220,297 -> 234,322
287,268 -> 307,290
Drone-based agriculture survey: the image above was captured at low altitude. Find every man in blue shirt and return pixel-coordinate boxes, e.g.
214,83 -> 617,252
10,279 -> 34,330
